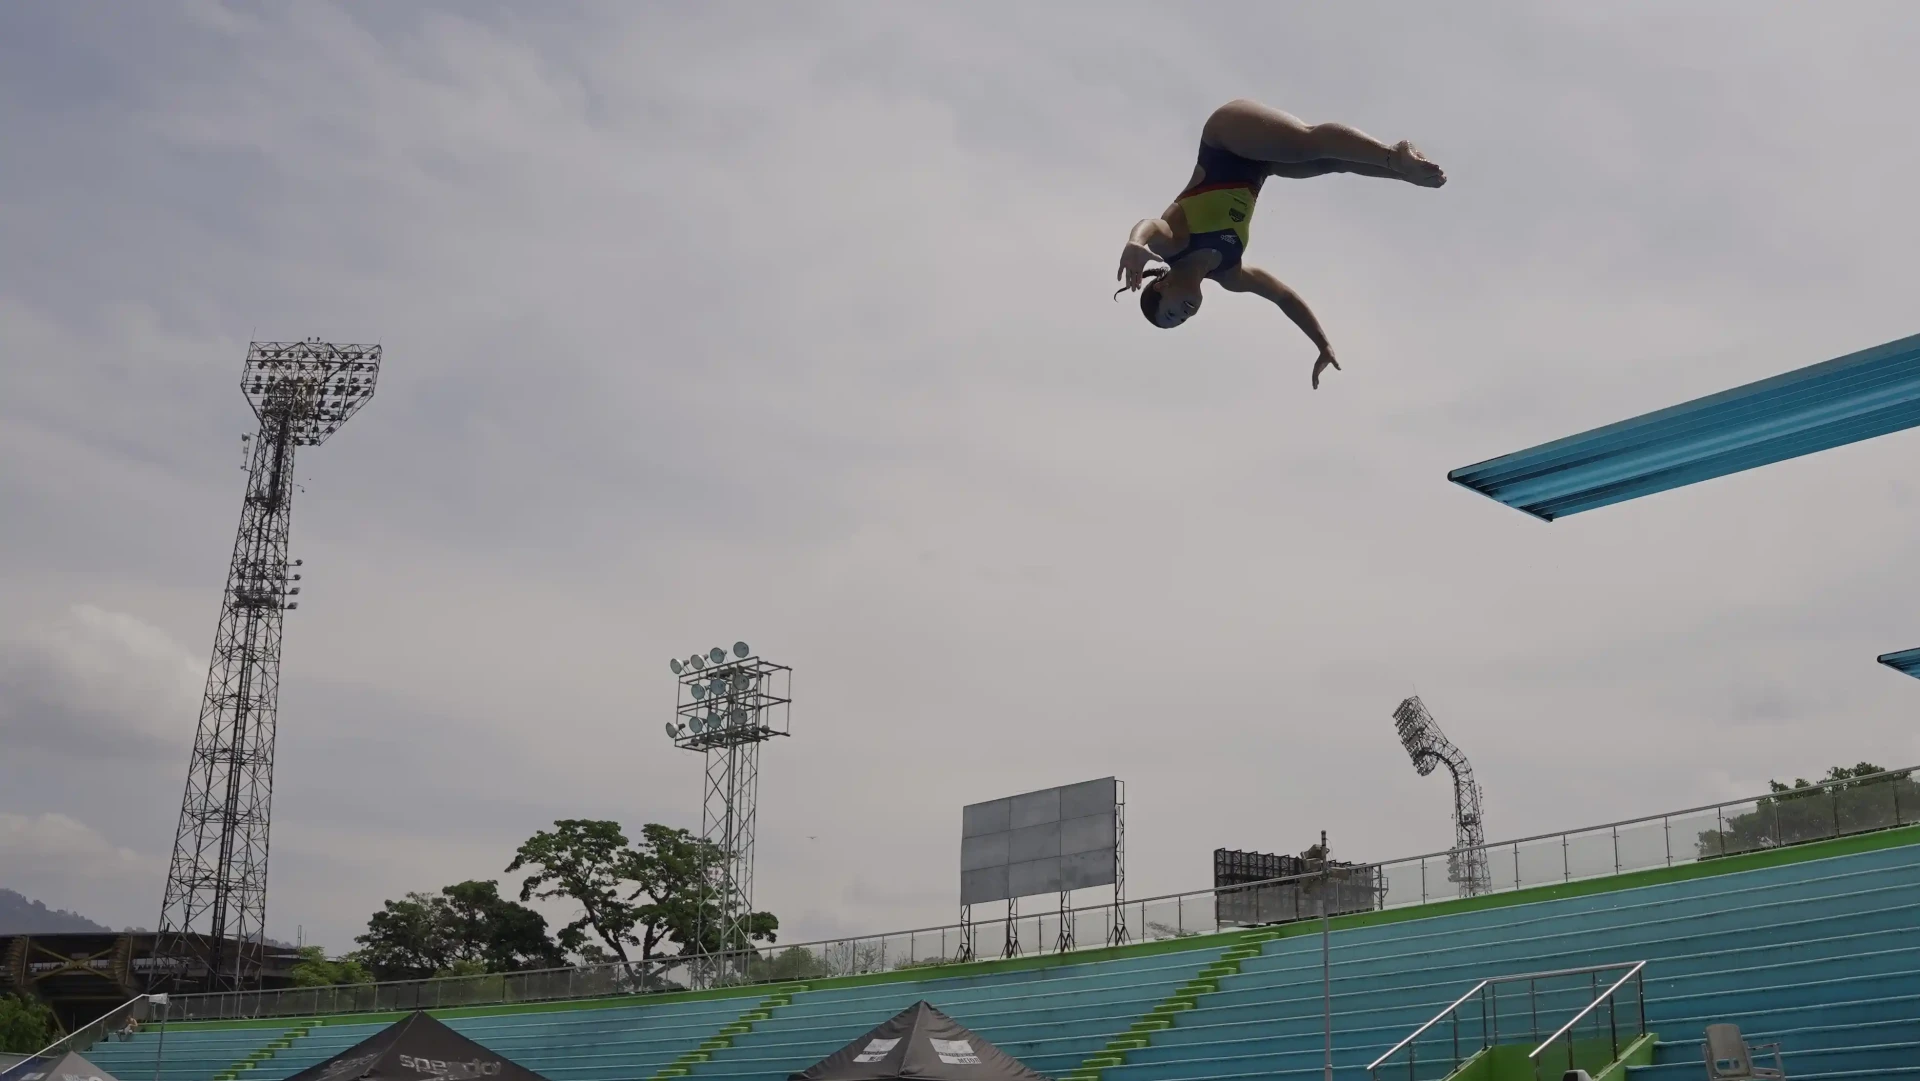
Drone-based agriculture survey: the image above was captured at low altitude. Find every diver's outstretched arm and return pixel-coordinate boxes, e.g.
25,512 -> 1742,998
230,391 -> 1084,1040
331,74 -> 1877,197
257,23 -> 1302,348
1218,265 -> 1342,389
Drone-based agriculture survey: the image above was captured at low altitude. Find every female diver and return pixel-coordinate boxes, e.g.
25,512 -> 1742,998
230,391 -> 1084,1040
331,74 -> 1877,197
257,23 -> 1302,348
1115,100 -> 1445,388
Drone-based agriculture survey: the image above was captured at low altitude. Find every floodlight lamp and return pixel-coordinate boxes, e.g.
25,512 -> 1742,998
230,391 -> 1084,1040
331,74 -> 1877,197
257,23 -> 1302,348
709,646 -> 726,664
690,716 -> 705,733
663,723 -> 677,738
733,641 -> 749,658
670,659 -> 684,675
691,655 -> 706,671
731,673 -> 749,691
692,685 -> 707,701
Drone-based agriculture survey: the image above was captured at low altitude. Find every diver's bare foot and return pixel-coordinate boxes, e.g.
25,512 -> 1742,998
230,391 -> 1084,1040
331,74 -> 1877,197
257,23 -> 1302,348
1388,140 -> 1446,187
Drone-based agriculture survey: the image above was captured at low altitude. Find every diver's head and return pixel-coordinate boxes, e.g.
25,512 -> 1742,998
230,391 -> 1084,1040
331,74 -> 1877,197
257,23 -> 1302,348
1122,265 -> 1203,329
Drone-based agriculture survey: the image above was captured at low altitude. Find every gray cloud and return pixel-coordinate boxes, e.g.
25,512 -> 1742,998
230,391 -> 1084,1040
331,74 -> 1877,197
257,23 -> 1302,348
2,1 -> 1917,954
0,605 -> 202,758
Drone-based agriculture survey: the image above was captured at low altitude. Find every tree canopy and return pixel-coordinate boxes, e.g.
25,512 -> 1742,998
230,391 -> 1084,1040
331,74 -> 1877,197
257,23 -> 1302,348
289,945 -> 373,987
340,819 -> 783,987
1698,762 -> 1916,857
0,993 -> 59,1054
354,879 -> 563,980
507,820 -> 646,964
507,819 -> 779,972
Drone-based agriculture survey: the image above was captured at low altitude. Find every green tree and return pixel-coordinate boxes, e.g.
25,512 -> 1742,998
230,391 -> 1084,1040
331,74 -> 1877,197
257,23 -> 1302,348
438,879 -> 565,973
506,820 -> 780,973
289,946 -> 374,987
1698,763 -> 1918,857
630,824 -> 779,963
355,880 -> 561,980
0,993 -> 59,1054
508,820 -> 647,963
356,892 -> 446,980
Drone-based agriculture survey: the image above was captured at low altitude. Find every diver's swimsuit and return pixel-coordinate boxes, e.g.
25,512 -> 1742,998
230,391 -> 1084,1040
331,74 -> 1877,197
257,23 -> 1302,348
1174,142 -> 1268,280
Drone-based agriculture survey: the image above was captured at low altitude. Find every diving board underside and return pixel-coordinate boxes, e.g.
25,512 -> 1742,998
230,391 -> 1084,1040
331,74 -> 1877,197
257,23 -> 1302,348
1879,648 -> 1920,680
1448,332 -> 1920,521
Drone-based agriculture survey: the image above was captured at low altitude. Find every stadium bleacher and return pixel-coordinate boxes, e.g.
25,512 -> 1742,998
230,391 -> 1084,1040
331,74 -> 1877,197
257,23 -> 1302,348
83,1023 -> 294,1081
80,828 -> 1920,1081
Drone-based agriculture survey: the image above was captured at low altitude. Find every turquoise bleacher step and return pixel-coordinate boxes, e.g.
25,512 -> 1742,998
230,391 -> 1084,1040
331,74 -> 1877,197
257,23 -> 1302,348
211,1021 -> 315,1081
650,984 -> 808,1080
1056,930 -> 1281,1081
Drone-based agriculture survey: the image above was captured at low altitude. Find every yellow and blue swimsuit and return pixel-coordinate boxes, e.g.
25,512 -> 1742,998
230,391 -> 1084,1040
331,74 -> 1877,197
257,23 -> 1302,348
1175,143 -> 1267,279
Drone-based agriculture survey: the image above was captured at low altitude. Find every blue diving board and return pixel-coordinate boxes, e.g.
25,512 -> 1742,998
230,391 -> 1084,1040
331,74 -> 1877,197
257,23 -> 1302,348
1448,332 -> 1920,521
1878,648 -> 1920,680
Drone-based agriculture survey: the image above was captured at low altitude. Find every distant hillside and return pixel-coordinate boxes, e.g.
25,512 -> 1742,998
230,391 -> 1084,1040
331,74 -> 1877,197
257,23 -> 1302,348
0,889 -> 111,934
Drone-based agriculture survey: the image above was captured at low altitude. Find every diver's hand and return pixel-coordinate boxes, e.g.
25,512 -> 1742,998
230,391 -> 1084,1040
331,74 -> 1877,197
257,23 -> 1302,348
1311,345 -> 1341,389
1116,240 -> 1155,291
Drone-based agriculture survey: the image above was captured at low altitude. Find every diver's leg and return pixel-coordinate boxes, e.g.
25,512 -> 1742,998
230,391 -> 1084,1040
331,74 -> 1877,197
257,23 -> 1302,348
1204,99 -> 1444,186
1266,159 -> 1402,181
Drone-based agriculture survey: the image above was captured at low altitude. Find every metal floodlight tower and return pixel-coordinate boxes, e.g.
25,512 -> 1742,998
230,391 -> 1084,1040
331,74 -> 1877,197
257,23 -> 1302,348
1390,696 -> 1491,896
156,340 -> 381,991
664,642 -> 791,985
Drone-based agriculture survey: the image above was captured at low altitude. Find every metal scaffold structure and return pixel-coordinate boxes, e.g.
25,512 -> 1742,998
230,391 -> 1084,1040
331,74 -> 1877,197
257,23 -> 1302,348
662,642 -> 792,986
1390,695 -> 1491,897
155,340 -> 381,992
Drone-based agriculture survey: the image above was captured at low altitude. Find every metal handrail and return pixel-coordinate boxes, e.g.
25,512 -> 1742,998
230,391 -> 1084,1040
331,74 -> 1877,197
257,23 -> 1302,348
1365,979 -> 1495,1071
165,759 -> 1915,1020
25,993 -> 158,1060
1529,961 -> 1647,1076
1368,962 -> 1646,1078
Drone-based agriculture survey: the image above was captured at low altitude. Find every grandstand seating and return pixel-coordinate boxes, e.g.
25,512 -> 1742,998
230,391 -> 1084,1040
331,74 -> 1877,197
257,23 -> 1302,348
85,833 -> 1920,1081
441,996 -> 783,1081
241,1019 -> 389,1077
684,948 -> 1232,1081
1107,839 -> 1920,1081
83,1023 -> 293,1081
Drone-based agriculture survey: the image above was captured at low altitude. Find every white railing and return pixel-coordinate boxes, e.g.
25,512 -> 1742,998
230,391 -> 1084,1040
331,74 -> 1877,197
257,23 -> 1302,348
20,993 -> 163,1061
1530,962 -> 1649,1079
1366,961 -> 1647,1080
166,764 -> 1917,1021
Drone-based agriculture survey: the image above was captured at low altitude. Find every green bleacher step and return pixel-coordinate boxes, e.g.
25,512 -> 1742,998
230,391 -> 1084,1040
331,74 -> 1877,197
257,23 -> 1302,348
1068,932 -> 1279,1081
214,1021 -> 315,1081
645,984 -> 812,1081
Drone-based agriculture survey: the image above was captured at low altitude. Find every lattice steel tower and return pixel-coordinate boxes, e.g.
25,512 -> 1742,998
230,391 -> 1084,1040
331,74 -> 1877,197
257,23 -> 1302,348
1390,695 -> 1491,896
662,643 -> 790,985
156,340 -> 381,991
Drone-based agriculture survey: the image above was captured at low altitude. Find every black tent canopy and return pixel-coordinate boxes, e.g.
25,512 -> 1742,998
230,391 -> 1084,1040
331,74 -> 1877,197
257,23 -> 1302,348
790,1002 -> 1050,1081
279,1012 -> 549,1081
0,1050 -> 123,1081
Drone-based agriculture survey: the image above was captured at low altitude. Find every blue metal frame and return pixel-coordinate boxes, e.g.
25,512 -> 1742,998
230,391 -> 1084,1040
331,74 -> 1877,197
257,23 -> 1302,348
1449,333 -> 1920,521
1878,648 -> 1920,680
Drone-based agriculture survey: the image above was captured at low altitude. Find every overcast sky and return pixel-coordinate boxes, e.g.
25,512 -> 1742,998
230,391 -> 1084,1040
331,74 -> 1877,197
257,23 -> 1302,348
2,2 -> 1918,956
